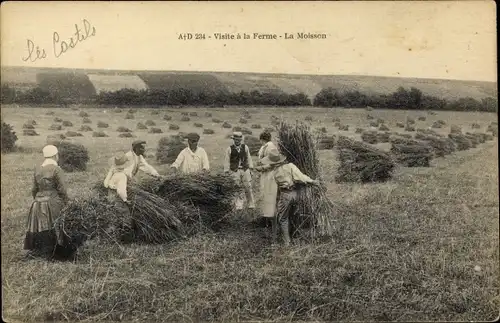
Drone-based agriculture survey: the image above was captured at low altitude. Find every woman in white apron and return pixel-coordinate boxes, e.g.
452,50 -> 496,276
256,131 -> 278,221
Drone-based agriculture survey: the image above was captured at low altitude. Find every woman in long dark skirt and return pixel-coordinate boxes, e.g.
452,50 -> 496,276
24,145 -> 74,260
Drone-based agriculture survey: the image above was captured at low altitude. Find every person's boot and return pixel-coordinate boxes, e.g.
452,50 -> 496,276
281,221 -> 291,247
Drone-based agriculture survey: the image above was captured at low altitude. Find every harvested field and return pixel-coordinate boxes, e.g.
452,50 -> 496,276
1,105 -> 498,323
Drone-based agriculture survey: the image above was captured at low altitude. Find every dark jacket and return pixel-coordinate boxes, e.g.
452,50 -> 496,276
229,144 -> 249,171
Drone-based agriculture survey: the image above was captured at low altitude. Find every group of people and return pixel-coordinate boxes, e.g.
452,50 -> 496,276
24,129 -> 320,259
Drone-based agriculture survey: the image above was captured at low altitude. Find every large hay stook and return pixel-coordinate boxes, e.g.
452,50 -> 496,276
276,120 -> 335,239
335,136 -> 396,183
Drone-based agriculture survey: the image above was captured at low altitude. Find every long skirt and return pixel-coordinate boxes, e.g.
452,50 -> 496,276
24,196 -> 60,251
259,170 -> 278,217
23,195 -> 77,259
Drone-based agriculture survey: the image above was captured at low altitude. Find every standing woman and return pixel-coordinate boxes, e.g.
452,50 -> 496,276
103,152 -> 134,242
256,131 -> 279,227
24,145 -> 69,258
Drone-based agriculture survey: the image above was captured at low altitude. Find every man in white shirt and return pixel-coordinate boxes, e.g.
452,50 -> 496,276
224,132 -> 255,210
124,140 -> 161,179
170,133 -> 210,174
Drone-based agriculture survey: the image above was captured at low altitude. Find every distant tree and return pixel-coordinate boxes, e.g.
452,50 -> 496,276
1,121 -> 18,152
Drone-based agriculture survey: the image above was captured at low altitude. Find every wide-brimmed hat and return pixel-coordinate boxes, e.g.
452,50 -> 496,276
108,152 -> 131,169
261,147 -> 287,165
231,131 -> 243,139
42,145 -> 58,158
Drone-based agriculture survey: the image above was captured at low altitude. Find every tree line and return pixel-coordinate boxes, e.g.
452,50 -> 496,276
1,84 -> 497,112
313,86 -> 498,112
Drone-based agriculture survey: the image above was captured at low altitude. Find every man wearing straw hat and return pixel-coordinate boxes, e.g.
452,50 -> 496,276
124,140 -> 161,179
104,152 -> 135,242
170,132 -> 210,174
255,147 -> 320,246
224,131 -> 255,211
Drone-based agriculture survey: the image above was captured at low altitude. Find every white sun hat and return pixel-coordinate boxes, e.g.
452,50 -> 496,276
42,145 -> 58,158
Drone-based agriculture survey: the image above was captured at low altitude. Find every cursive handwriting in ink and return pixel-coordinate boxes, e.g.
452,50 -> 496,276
22,39 -> 47,62
53,19 -> 96,58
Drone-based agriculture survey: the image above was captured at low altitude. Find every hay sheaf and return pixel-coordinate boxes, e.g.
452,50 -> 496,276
156,135 -> 186,164
139,173 -> 240,233
79,125 -> 93,132
49,124 -> 63,131
361,130 -> 379,144
414,133 -> 456,157
58,184 -> 186,246
56,141 -> 89,172
277,120 -> 336,238
335,136 -> 396,183
148,127 -> 163,134
390,140 -> 433,167
97,121 -> 109,128
23,123 -> 35,129
203,129 -> 215,135
23,129 -> 39,136
92,131 -> 108,138
65,131 -> 83,137
316,135 -> 335,150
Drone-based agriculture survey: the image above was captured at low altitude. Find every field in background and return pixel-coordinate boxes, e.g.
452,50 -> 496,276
1,105 -> 499,322
2,66 -> 498,100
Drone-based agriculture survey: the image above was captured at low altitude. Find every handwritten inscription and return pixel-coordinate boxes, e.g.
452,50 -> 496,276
22,19 -> 96,62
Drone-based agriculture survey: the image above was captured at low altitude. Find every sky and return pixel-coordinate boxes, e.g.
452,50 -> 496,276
1,1 -> 497,82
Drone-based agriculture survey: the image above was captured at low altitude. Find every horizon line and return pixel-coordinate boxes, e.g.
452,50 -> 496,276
1,64 -> 497,84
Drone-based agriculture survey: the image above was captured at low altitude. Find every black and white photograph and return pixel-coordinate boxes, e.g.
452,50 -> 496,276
1,1 -> 498,322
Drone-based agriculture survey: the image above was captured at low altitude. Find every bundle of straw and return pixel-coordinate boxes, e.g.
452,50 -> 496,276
58,183 -> 187,247
414,133 -> 456,157
390,143 -> 433,167
139,172 -> 240,232
448,133 -> 472,151
335,136 -> 396,183
276,120 -> 336,238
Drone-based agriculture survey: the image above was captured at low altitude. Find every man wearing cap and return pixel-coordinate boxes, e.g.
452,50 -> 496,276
124,140 -> 161,179
170,132 -> 210,174
224,131 -> 256,210
254,147 -> 320,246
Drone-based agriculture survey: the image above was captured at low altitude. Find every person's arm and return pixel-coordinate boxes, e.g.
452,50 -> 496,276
289,163 -> 316,184
54,167 -> 69,203
223,147 -> 231,172
170,150 -> 185,170
115,173 -> 129,202
202,149 -> 210,171
31,169 -> 39,199
258,145 -> 265,161
103,167 -> 114,188
246,145 -> 254,169
139,155 -> 160,177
